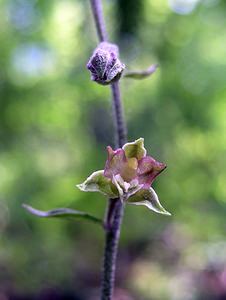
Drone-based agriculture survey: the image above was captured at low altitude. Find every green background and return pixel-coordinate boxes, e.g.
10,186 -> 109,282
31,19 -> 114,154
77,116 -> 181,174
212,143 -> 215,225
0,0 -> 226,299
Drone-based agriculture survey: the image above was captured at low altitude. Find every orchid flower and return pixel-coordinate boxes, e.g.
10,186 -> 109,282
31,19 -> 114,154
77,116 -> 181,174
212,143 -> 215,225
87,42 -> 125,85
77,138 -> 170,215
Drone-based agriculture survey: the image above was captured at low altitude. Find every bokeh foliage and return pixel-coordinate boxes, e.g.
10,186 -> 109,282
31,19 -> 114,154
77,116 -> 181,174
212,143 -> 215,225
0,0 -> 226,299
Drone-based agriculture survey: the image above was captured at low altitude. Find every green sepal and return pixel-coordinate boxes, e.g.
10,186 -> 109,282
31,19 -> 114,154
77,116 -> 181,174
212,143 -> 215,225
77,170 -> 119,199
127,187 -> 171,216
122,138 -> 146,160
22,204 -> 103,225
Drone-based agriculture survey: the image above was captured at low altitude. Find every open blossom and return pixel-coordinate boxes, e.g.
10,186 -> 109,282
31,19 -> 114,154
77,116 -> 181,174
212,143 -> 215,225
77,138 -> 170,215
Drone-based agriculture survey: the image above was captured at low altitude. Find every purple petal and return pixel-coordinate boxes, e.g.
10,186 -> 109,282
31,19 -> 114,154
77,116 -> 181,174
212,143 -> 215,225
137,156 -> 166,188
104,146 -> 127,179
104,147 -> 138,183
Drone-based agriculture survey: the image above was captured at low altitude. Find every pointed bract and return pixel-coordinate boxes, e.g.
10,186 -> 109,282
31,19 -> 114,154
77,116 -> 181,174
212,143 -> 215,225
124,64 -> 158,80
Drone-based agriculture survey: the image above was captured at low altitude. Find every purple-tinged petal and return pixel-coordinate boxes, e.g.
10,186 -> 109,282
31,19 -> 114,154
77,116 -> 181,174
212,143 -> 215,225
104,146 -> 127,179
137,156 -> 166,188
104,147 -> 138,183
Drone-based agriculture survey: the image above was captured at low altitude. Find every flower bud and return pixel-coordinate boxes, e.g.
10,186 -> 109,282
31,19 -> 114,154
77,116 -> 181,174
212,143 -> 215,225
87,42 -> 125,85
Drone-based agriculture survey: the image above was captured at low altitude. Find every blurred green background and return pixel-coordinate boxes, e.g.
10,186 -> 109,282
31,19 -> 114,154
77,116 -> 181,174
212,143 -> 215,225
0,0 -> 226,299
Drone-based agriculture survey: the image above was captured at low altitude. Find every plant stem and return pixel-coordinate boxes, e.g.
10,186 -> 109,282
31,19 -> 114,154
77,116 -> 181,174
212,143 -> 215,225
101,199 -> 124,300
111,82 -> 127,148
90,0 -> 108,42
89,1 -> 127,299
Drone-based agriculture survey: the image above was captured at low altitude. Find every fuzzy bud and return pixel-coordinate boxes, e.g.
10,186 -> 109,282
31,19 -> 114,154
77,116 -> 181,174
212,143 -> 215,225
87,42 -> 125,85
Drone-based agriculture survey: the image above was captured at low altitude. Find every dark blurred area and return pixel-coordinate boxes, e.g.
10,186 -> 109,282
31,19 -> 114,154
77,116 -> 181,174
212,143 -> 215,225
0,0 -> 226,299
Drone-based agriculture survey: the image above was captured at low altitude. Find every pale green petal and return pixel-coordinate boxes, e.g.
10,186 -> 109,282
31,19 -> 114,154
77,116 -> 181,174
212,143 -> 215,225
127,187 -> 171,215
122,138 -> 146,160
77,170 -> 119,199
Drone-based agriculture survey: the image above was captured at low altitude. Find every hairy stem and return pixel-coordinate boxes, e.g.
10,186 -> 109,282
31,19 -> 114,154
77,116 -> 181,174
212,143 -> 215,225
89,0 -> 127,299
111,82 -> 127,148
101,199 -> 124,300
90,0 -> 108,42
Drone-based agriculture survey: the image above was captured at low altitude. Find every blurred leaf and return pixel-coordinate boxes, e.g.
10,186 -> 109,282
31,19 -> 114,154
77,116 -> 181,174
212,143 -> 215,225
22,204 -> 103,225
